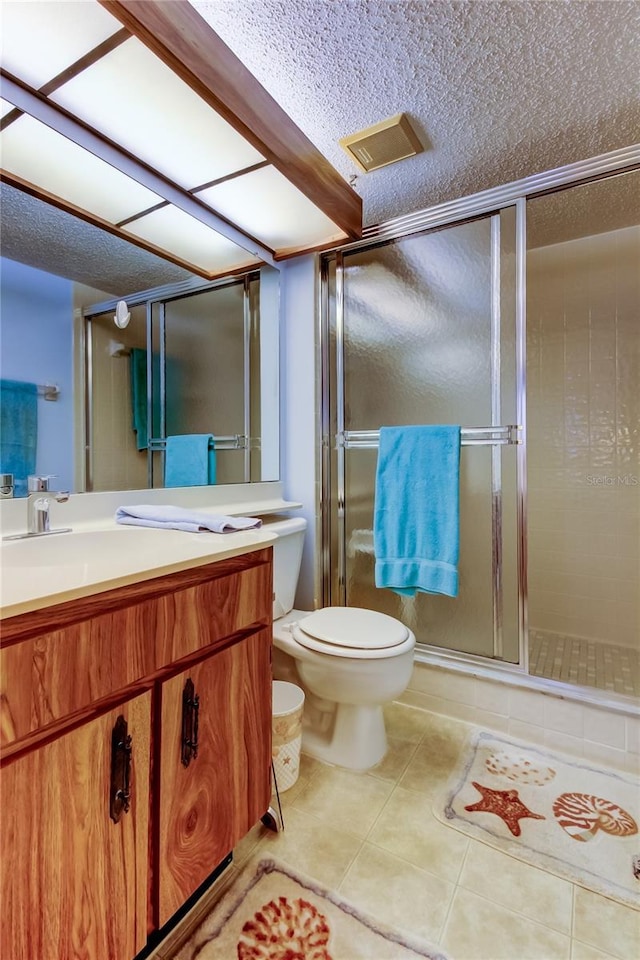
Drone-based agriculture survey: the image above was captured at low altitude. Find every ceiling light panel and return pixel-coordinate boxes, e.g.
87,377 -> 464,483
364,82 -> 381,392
0,114 -> 163,222
122,205 -> 261,274
0,0 -> 121,90
51,37 -> 266,190
1,98 -> 15,118
198,166 -> 347,250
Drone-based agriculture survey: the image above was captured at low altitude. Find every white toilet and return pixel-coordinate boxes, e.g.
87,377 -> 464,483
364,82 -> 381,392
268,516 -> 416,771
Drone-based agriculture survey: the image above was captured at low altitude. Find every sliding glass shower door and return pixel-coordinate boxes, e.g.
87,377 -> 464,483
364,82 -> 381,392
323,210 -> 521,662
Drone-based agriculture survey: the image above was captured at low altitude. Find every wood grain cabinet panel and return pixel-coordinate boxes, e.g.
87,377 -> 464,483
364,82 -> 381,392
0,693 -> 151,960
0,547 -> 274,958
0,555 -> 272,746
158,628 -> 272,926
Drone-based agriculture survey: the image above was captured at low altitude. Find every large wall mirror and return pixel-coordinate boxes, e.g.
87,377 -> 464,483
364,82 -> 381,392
0,184 -> 280,496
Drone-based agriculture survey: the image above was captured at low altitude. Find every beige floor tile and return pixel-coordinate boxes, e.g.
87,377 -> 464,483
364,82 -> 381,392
275,751 -> 327,806
368,736 -> 420,783
573,887 -> 640,960
250,806 -> 363,888
383,701 -> 437,743
571,939 -> 620,960
291,764 -> 395,838
338,842 -> 454,945
442,887 -> 571,960
368,785 -> 469,883
400,718 -> 472,798
233,821 -> 265,866
458,840 -> 574,933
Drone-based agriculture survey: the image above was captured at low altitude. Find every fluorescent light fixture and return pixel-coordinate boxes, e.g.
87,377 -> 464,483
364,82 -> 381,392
1,114 -> 163,222
51,37 -> 266,190
0,0 -> 361,278
0,0 -> 120,90
123,205 -> 261,274
198,165 -> 348,250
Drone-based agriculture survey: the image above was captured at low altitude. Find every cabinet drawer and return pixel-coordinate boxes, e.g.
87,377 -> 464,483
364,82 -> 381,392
1,554 -> 272,746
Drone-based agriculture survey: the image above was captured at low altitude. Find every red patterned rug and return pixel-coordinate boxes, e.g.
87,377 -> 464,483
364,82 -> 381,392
175,857 -> 447,959
436,731 -> 640,909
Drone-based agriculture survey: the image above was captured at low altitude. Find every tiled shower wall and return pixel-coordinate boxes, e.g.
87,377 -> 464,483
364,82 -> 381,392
526,226 -> 639,649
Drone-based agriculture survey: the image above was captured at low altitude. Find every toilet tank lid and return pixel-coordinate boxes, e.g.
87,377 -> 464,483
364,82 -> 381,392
297,606 -> 409,650
263,515 -> 307,535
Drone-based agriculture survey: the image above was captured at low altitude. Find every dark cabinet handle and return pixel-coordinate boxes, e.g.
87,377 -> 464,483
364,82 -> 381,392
181,678 -> 200,768
110,715 -> 132,824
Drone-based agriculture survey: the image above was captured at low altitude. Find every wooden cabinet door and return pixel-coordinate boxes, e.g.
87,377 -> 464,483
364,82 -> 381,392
0,693 -> 151,960
158,629 -> 271,925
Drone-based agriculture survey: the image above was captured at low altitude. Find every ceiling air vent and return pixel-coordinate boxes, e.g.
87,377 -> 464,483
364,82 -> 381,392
339,113 -> 423,173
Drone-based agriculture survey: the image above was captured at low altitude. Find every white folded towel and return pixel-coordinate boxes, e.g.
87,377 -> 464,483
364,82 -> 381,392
115,504 -> 262,534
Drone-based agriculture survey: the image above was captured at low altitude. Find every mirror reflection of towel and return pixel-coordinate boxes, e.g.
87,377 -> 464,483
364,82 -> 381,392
164,434 -> 216,487
130,349 -> 172,450
130,348 -> 148,450
0,379 -> 37,497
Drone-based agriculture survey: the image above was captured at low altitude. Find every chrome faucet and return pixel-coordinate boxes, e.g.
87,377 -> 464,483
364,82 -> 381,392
26,476 -> 71,536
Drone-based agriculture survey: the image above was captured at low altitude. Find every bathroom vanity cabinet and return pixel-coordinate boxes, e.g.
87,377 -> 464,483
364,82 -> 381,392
0,546 -> 273,960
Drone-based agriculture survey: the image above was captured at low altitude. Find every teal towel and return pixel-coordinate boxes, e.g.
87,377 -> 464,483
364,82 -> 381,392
164,434 -> 216,487
130,349 -> 163,451
374,425 -> 461,597
0,379 -> 38,497
130,348 -> 149,451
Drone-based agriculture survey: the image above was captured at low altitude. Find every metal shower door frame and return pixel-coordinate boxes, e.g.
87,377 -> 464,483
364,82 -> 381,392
322,206 -> 526,666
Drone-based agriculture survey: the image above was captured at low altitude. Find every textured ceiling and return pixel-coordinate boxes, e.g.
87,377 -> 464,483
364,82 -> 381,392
192,0 -> 640,225
0,184 -> 194,296
2,0 -> 638,291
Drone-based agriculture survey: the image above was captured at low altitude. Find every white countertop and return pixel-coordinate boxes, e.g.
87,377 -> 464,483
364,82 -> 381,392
0,482 -> 301,621
0,522 -> 277,620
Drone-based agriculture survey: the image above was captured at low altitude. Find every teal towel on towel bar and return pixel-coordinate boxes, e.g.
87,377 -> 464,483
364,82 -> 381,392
164,434 -> 216,487
374,424 -> 461,597
130,349 -> 164,451
0,379 -> 38,497
130,348 -> 148,451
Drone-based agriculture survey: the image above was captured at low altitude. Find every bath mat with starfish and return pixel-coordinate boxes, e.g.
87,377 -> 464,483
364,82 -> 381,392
436,731 -> 639,910
174,856 -> 447,960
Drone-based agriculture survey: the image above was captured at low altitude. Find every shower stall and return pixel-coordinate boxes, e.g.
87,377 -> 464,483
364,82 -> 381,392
320,154 -> 639,704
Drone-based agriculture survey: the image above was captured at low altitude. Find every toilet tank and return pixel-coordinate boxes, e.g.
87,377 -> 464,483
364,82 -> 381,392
262,516 -> 307,619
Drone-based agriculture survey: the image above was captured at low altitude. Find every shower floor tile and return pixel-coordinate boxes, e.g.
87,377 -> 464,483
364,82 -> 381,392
529,629 -> 639,697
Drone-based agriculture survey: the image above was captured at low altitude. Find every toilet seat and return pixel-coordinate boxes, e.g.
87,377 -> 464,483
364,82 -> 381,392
291,606 -> 415,659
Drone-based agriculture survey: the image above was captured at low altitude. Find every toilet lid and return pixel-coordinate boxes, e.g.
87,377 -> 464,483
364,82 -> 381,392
294,606 -> 409,652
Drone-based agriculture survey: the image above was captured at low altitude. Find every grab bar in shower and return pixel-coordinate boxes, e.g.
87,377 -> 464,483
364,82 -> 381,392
338,425 -> 522,448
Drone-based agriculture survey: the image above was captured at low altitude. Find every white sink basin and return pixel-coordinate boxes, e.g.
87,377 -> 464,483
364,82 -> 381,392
2,529 -> 159,567
0,523 -> 277,619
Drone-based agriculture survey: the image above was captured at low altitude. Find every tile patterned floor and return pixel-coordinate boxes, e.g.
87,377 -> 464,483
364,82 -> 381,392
529,629 -> 640,698
162,706 -> 639,960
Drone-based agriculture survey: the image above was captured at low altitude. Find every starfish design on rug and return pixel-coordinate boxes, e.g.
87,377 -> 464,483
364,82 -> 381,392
464,780 -> 546,836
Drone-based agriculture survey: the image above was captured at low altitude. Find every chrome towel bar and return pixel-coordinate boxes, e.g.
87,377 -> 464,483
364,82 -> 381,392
338,425 -> 522,448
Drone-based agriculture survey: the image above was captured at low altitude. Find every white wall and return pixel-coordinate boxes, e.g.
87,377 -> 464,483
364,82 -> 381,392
279,255 -> 320,610
0,258 -> 74,493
